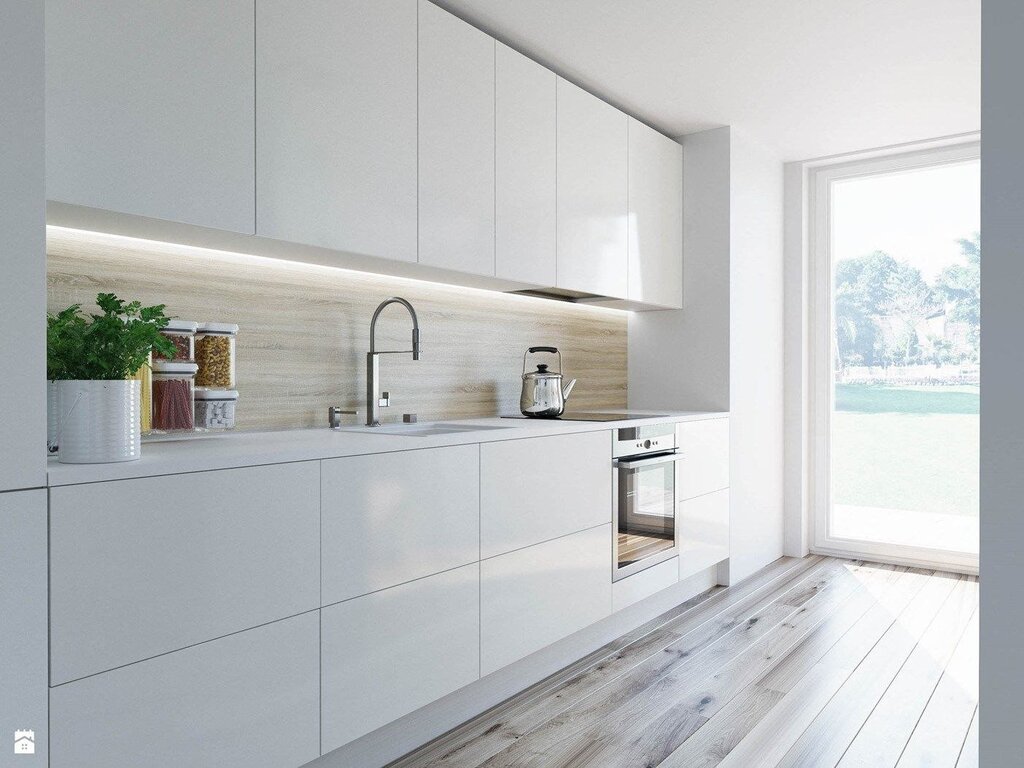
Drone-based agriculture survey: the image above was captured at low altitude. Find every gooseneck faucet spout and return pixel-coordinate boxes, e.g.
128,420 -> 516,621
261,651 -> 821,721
367,297 -> 420,426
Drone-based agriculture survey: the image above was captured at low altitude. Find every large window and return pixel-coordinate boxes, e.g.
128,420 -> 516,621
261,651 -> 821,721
811,143 -> 979,571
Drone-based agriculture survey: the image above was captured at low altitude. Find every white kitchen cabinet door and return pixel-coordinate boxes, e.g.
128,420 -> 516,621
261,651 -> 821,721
45,0 -> 255,233
321,564 -> 480,752
480,431 -> 611,559
556,78 -> 628,298
481,525 -> 612,675
612,557 -> 679,613
49,463 -> 320,685
257,0 -> 417,262
628,118 -> 683,308
495,42 -> 556,285
678,489 -> 730,581
418,0 -> 495,275
321,445 -> 479,605
50,612 -> 320,768
677,417 -> 730,500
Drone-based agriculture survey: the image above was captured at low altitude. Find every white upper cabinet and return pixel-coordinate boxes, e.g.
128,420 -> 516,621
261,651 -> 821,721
45,0 -> 255,233
418,0 -> 495,276
556,78 -> 629,299
628,119 -> 683,308
256,0 -> 417,262
495,43 -> 556,285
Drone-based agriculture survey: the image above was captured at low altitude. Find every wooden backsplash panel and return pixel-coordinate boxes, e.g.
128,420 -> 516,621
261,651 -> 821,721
46,230 -> 627,430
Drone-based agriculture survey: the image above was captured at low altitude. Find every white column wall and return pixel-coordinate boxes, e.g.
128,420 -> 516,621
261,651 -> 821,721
630,125 -> 786,585
0,1 -> 46,491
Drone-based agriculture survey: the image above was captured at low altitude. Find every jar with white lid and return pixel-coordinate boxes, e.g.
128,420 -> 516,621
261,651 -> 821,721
155,320 -> 199,363
195,323 -> 238,389
151,361 -> 198,431
194,388 -> 238,429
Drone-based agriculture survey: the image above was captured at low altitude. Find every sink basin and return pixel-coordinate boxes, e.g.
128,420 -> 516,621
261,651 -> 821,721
337,422 -> 514,437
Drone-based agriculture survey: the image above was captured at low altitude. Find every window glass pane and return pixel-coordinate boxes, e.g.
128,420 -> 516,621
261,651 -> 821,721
830,160 -> 979,555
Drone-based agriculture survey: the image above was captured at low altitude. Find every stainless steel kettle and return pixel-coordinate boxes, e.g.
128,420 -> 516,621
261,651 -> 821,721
520,346 -> 577,418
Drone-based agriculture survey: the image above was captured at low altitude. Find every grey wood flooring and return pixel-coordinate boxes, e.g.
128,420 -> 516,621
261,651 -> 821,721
389,556 -> 979,768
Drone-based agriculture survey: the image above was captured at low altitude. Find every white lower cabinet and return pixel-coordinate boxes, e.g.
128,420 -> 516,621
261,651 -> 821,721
481,525 -> 612,675
321,563 -> 480,752
480,431 -> 611,559
612,557 -> 679,612
677,417 -> 730,500
321,445 -> 479,605
50,612 -> 320,768
49,462 -> 320,685
678,489 -> 730,581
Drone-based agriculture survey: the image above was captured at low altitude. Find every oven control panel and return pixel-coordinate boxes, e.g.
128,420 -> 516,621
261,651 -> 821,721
613,423 -> 677,458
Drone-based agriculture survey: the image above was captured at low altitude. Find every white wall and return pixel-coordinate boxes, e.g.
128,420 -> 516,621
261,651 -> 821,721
630,126 -> 786,585
727,129 -> 786,582
980,0 -> 1024,762
782,162 -> 810,557
0,1 -> 46,491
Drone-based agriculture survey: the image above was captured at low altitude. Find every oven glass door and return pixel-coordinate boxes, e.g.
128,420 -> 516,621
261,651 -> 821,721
615,452 -> 680,579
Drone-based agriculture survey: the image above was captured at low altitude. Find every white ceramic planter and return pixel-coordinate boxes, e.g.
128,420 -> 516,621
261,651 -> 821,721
56,380 -> 142,464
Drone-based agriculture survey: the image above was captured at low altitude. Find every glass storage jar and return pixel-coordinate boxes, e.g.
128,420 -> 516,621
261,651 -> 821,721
194,388 -> 238,429
195,323 -> 238,388
154,320 -> 198,363
151,361 -> 198,431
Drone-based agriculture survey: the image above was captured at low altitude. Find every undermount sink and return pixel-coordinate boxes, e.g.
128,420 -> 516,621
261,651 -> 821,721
337,422 -> 514,437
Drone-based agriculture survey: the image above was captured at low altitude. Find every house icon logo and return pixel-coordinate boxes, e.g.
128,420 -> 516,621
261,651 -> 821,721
14,730 -> 34,755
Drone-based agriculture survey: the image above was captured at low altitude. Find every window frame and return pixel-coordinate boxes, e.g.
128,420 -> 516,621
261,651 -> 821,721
808,141 -> 980,574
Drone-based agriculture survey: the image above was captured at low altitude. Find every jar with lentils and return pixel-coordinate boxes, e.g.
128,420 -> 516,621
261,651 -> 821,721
154,320 -> 198,363
195,323 -> 238,389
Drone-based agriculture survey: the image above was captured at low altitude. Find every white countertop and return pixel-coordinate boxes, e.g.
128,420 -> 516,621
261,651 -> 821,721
46,410 -> 728,486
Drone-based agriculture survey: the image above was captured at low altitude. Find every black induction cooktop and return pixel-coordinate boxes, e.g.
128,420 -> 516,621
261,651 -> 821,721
501,412 -> 668,422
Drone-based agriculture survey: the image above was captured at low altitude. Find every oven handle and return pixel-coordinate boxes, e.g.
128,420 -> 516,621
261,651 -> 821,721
614,451 -> 684,470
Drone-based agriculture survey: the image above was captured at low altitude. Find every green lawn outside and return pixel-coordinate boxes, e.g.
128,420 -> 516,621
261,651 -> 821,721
832,383 -> 979,517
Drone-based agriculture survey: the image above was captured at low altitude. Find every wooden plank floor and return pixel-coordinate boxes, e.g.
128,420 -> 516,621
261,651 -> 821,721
389,556 -> 979,768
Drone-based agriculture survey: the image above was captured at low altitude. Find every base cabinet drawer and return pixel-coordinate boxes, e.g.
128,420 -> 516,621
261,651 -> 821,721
612,557 -> 678,612
677,418 -> 729,500
480,430 -> 611,558
481,525 -> 612,675
321,563 -> 480,752
49,462 -> 320,685
50,612 -> 320,768
321,445 -> 479,604
678,489 -> 730,581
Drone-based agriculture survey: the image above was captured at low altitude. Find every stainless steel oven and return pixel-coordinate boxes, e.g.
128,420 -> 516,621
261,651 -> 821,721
612,423 -> 682,581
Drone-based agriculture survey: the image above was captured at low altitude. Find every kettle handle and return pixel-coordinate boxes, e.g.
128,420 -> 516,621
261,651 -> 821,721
523,346 -> 561,375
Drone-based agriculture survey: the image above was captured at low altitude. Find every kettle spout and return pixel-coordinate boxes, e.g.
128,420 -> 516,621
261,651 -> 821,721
562,378 -> 577,401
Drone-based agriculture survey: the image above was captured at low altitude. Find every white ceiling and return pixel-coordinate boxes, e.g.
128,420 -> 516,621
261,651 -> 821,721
433,0 -> 980,161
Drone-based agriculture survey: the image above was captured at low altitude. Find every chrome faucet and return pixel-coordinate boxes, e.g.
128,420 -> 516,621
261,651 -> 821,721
366,297 -> 420,426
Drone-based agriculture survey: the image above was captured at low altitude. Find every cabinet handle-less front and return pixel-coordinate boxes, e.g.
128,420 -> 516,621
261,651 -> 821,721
613,452 -> 685,470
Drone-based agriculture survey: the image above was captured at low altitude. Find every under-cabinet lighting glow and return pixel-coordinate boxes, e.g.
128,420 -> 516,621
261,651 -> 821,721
46,225 -> 634,316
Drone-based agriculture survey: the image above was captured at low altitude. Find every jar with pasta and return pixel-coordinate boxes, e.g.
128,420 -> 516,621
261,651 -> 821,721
151,361 -> 198,431
195,323 -> 238,389
130,352 -> 153,433
154,320 -> 198,363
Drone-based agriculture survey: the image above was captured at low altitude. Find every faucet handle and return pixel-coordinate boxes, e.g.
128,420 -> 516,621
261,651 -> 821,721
328,406 -> 358,429
378,391 -> 391,408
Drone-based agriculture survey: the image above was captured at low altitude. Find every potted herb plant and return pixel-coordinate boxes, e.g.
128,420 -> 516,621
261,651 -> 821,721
47,293 -> 176,463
